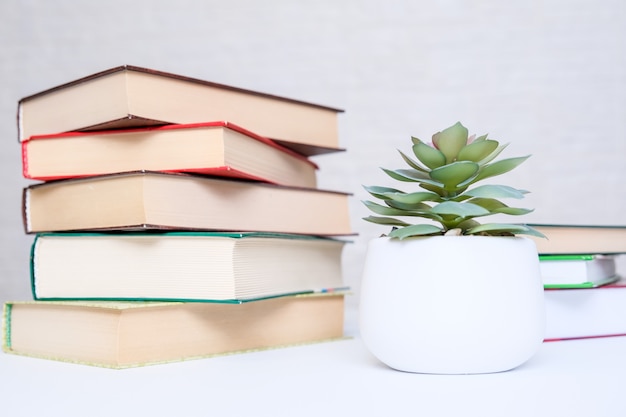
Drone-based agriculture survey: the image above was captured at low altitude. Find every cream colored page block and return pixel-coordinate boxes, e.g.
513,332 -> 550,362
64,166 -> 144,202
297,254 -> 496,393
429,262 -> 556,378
8,304 -> 121,365
20,72 -> 129,141
33,235 -> 237,299
24,128 -> 224,177
222,128 -> 317,186
142,175 -> 350,234
115,296 -> 344,366
125,71 -> 339,147
26,175 -> 147,232
233,238 -> 344,298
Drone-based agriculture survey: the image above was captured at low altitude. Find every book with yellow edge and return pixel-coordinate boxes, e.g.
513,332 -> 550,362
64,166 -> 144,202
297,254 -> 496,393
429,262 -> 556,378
2,292 -> 346,369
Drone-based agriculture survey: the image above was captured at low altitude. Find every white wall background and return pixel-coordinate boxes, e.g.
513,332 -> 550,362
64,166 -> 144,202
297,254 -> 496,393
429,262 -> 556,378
1,0 -> 625,317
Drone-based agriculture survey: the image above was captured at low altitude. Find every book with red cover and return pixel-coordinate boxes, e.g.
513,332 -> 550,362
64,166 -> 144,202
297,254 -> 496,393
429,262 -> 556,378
21,121 -> 318,188
17,65 -> 344,156
544,275 -> 626,341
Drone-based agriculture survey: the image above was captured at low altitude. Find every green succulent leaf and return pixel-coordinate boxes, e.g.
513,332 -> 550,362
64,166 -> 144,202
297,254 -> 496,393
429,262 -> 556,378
398,150 -> 429,172
456,219 -> 482,230
389,224 -> 443,239
363,185 -> 405,200
412,141 -> 447,169
430,201 -> 490,217
467,223 -> 546,238
381,168 -> 424,182
386,200 -> 434,211
362,200 -> 408,216
473,155 -> 530,183
466,198 -> 534,216
457,140 -> 499,162
382,191 -> 442,204
364,123 -> 535,237
476,143 -> 509,166
494,207 -> 534,216
362,200 -> 430,217
362,216 -> 411,227
432,122 -> 468,163
464,184 -> 529,199
418,182 -> 447,197
472,134 -> 489,143
410,136 -> 422,146
430,161 -> 479,189
382,168 -> 445,188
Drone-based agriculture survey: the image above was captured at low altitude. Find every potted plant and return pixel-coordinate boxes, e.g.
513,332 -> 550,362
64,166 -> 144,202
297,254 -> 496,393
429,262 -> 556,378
359,122 -> 546,374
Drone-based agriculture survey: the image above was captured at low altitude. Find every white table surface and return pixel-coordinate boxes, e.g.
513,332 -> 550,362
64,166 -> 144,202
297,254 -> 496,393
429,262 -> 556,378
2,308 -> 626,417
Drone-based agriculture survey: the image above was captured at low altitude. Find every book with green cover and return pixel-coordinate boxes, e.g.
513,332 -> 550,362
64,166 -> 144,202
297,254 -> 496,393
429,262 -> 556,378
539,254 -> 619,289
30,232 -> 347,302
2,292 -> 347,368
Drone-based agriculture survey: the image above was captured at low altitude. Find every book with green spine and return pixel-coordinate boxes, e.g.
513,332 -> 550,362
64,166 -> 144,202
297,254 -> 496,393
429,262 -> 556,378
539,254 -> 619,289
30,232 -> 347,302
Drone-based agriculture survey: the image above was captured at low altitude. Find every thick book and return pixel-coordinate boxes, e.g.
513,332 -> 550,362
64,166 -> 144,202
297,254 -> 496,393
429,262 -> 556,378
544,277 -> 626,341
17,65 -> 344,156
540,254 -> 619,289
2,292 -> 346,368
22,171 -> 352,235
21,121 -> 318,188
526,224 -> 626,255
30,232 -> 346,302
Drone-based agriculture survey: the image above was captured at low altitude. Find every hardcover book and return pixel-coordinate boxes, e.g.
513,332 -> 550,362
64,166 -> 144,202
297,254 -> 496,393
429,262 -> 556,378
2,292 -> 346,368
540,254 -> 619,289
30,232 -> 346,302
544,277 -> 626,341
17,65 -> 344,156
23,171 -> 353,236
21,121 -> 318,188
526,224 -> 626,255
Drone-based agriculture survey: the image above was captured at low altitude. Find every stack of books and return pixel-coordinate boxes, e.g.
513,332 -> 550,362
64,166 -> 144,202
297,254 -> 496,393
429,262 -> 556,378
4,65 -> 352,368
528,224 -> 626,341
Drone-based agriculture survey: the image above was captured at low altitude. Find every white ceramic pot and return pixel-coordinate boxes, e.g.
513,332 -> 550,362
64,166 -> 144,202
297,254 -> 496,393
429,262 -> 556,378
359,236 -> 545,374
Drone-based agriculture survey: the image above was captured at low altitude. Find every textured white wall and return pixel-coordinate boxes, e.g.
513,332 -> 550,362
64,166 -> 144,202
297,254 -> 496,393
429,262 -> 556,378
1,0 -> 625,311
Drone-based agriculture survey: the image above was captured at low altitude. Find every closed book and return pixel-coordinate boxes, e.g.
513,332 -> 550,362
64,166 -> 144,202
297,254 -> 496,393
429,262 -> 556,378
540,254 -> 619,289
17,65 -> 344,156
544,278 -> 626,341
22,171 -> 352,236
21,121 -> 318,188
526,224 -> 626,255
30,232 -> 346,302
2,292 -> 346,369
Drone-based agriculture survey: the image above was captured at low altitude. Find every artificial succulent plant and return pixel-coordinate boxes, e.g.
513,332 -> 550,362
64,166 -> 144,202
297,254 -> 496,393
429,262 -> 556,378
363,122 -> 544,239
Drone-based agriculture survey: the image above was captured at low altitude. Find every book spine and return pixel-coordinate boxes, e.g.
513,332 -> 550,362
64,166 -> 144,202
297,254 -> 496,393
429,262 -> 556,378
539,254 -> 595,261
2,303 -> 12,350
29,234 -> 41,300
21,141 -> 30,178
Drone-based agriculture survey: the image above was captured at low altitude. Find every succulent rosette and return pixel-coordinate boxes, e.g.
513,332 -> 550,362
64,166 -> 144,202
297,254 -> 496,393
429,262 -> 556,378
363,122 -> 544,239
